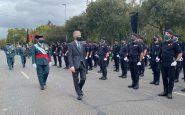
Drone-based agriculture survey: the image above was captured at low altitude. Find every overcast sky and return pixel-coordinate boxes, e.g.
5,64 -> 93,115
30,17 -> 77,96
0,0 -> 90,38
0,0 -> 139,39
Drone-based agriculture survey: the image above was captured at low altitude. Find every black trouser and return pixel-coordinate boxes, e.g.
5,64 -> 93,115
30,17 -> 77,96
93,55 -> 98,67
144,56 -> 148,66
120,58 -> 127,76
161,64 -> 175,94
151,61 -> 160,82
36,65 -> 49,87
99,57 -> 107,78
175,61 -> 182,81
57,56 -> 62,67
138,60 -> 145,75
72,62 -> 86,96
129,61 -> 139,86
113,55 -> 119,70
64,55 -> 69,68
20,55 -> 26,66
53,54 -> 57,65
88,57 -> 93,69
183,60 -> 185,81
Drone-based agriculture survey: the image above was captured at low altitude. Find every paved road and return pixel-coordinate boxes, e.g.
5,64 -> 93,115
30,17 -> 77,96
0,51 -> 185,115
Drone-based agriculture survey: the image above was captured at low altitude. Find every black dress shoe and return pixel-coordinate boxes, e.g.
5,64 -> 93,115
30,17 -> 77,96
167,93 -> 173,99
40,86 -> 45,90
181,88 -> 185,92
128,84 -> 134,88
155,82 -> 159,85
118,75 -> 124,78
99,77 -> 103,80
158,92 -> 167,96
77,95 -> 82,100
150,81 -> 155,84
133,85 -> 139,89
100,77 -> 107,80
98,70 -> 102,73
123,75 -> 127,78
53,64 -> 57,66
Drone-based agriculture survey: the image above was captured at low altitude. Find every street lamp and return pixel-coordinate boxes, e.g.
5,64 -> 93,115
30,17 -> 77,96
62,4 -> 68,42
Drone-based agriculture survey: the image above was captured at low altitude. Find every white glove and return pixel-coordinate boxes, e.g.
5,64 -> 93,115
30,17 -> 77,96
155,57 -> 160,62
89,55 -> 92,58
124,57 -> 128,61
33,63 -> 37,68
49,62 -> 52,67
137,62 -> 142,66
117,55 -> 120,58
104,58 -> 107,61
85,57 -> 88,59
171,61 -> 177,66
95,54 -> 99,58
147,55 -> 151,59
64,53 -> 67,56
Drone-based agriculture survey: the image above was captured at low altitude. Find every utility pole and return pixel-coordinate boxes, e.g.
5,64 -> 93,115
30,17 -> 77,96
62,4 -> 68,42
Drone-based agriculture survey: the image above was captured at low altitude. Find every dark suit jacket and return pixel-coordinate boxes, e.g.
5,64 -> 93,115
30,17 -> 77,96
68,41 -> 86,69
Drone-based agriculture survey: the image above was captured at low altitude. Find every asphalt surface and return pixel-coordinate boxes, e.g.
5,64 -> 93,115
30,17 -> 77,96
0,50 -> 185,115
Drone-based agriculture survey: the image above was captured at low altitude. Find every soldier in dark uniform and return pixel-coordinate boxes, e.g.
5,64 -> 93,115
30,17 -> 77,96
88,42 -> 93,70
17,43 -> 27,68
32,35 -> 52,90
51,42 -> 57,66
56,42 -> 63,68
118,40 -> 128,78
149,35 -> 161,85
63,42 -> 69,69
112,41 -> 120,72
173,35 -> 183,83
85,42 -> 90,74
97,39 -> 109,80
181,40 -> 185,92
92,42 -> 98,68
158,30 -> 182,99
128,34 -> 143,89
4,42 -> 16,70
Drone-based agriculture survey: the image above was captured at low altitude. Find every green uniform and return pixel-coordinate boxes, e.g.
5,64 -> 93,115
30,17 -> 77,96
32,43 -> 51,88
17,45 -> 27,68
4,44 -> 16,70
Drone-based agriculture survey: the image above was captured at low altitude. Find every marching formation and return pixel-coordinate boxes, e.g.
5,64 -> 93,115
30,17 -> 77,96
3,30 -> 185,100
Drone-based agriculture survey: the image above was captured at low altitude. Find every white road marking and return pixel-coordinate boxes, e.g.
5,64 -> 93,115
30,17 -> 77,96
173,92 -> 185,97
2,108 -> 8,112
20,71 -> 30,79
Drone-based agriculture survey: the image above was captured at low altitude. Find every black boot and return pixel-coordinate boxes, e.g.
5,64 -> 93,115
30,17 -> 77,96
128,83 -> 134,88
158,92 -> 168,96
167,93 -> 173,99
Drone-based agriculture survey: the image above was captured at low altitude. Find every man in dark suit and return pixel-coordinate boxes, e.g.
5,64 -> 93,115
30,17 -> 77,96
68,31 -> 86,100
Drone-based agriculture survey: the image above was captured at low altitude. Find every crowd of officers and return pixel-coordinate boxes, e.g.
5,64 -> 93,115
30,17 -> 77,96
3,29 -> 185,99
